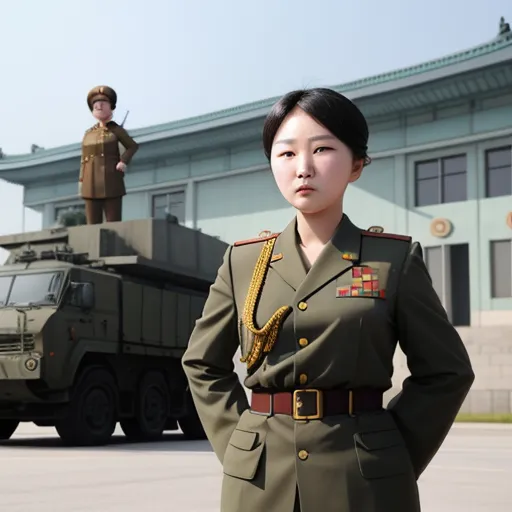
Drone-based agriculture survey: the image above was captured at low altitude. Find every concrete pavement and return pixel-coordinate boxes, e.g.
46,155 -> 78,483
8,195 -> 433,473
0,422 -> 510,511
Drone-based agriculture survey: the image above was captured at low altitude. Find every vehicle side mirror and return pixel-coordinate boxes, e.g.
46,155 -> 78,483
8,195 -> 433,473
69,282 -> 94,310
81,283 -> 94,309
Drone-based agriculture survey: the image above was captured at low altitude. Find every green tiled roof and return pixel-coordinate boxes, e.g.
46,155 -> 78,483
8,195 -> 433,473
1,31 -> 511,165
134,32 -> 512,137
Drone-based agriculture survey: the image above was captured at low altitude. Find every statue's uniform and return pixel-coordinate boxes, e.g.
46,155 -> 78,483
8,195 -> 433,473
79,85 -> 139,224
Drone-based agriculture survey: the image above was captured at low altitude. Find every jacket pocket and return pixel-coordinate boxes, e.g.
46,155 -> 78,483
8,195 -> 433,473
354,429 -> 413,479
222,428 -> 266,481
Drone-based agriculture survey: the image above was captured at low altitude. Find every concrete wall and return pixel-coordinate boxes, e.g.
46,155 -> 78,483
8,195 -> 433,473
387,326 -> 512,415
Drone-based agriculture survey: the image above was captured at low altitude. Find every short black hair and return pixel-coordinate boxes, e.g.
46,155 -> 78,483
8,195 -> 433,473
262,88 -> 371,165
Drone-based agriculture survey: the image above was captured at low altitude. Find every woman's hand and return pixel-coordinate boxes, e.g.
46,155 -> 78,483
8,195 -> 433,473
116,161 -> 127,172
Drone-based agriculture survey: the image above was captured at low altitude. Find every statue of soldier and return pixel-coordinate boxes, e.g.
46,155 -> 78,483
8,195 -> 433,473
79,85 -> 139,224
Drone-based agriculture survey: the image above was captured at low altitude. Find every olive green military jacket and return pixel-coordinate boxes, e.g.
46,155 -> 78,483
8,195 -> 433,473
182,214 -> 474,512
79,121 -> 139,199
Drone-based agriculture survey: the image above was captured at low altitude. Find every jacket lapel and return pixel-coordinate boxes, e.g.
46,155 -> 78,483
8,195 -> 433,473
296,214 -> 362,301
269,218 -> 307,291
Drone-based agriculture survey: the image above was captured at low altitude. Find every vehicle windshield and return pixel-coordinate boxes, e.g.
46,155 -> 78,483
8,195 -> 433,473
0,272 -> 64,307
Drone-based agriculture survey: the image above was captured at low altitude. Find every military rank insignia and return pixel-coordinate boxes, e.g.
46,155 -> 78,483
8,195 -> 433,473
341,252 -> 358,261
336,266 -> 385,298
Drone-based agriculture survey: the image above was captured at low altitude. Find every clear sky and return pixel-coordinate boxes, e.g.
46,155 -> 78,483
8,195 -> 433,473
0,0 -> 510,256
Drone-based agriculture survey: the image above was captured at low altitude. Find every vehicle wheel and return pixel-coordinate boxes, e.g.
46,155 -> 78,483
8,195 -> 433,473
120,371 -> 169,442
0,419 -> 19,440
55,366 -> 118,447
178,390 -> 206,440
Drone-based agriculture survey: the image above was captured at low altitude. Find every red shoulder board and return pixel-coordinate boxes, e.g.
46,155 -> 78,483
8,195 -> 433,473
362,230 -> 411,242
233,232 -> 280,247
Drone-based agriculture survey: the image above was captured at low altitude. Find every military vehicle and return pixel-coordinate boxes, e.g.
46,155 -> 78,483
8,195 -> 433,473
0,218 -> 227,446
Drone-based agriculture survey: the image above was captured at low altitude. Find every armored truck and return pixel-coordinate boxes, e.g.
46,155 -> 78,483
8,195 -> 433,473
0,218 -> 227,446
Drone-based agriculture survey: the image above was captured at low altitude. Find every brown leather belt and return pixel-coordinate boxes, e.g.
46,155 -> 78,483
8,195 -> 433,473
250,388 -> 383,420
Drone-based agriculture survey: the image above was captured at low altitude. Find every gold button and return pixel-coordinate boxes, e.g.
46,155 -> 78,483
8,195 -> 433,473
299,373 -> 308,385
298,449 -> 309,460
298,301 -> 308,311
298,338 -> 308,347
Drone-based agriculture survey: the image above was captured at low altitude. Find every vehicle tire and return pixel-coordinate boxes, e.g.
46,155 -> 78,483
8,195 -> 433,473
0,419 -> 19,440
120,371 -> 169,442
178,390 -> 206,440
55,366 -> 118,447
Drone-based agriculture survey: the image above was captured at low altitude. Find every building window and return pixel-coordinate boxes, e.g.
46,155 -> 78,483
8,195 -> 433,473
55,204 -> 85,222
152,190 -> 186,223
485,146 -> 512,198
490,240 -> 512,298
414,155 -> 467,207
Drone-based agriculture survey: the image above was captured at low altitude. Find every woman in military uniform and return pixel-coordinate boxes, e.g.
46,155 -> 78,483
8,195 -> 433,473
79,85 -> 139,224
182,88 -> 474,512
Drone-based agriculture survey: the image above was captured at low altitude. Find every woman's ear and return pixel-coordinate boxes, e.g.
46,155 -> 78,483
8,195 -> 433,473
349,158 -> 364,183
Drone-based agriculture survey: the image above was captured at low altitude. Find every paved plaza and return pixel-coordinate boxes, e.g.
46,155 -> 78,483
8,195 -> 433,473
0,422 -> 510,511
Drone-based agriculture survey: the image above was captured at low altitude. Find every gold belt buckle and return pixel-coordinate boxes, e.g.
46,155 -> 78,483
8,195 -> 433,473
292,389 -> 323,420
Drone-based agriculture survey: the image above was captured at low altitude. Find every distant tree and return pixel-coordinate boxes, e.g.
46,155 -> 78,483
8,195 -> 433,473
57,209 -> 87,227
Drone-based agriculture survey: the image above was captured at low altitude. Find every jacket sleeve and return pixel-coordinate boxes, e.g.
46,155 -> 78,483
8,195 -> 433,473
182,246 -> 249,463
388,241 -> 475,479
112,124 -> 139,164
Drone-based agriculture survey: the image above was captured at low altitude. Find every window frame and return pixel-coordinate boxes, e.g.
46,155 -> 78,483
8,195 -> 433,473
414,154 -> 468,207
149,187 -> 187,223
489,239 -> 512,299
484,145 -> 512,198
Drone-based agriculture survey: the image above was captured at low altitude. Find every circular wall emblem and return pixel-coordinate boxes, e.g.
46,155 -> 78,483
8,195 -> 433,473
430,218 -> 452,238
506,212 -> 512,229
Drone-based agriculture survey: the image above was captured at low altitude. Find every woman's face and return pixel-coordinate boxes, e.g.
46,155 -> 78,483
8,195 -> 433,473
92,99 -> 113,122
270,107 -> 363,215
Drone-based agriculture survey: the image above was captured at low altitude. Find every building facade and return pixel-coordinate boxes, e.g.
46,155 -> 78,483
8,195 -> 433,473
1,29 -> 512,414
